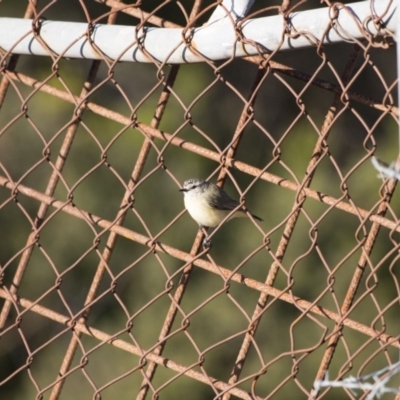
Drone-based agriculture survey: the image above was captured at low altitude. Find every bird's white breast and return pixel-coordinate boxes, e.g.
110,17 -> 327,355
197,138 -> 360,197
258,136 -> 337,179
184,192 -> 229,228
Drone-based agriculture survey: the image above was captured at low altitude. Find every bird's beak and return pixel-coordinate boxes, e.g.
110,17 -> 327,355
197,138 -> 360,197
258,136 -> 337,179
179,188 -> 186,192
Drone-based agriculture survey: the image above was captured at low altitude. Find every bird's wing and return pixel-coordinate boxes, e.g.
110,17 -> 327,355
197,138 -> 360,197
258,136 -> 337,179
209,189 -> 241,211
209,188 -> 263,221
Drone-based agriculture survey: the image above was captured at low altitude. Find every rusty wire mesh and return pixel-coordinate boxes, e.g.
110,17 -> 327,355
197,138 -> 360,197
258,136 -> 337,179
0,1 -> 399,399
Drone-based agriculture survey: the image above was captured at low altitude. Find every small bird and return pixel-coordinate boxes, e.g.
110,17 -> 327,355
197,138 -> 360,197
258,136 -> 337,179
179,179 -> 262,247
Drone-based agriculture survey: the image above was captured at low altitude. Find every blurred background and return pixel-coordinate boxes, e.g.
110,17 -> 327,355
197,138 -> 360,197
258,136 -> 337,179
0,1 -> 399,399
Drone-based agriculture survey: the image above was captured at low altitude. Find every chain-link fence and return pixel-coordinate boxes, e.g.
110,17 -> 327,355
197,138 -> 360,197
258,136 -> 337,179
0,1 -> 399,399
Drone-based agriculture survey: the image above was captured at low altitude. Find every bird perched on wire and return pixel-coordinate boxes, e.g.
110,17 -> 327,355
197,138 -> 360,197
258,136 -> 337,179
179,178 -> 262,247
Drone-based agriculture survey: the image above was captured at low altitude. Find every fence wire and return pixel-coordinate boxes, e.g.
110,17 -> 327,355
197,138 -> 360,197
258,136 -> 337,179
0,1 -> 399,399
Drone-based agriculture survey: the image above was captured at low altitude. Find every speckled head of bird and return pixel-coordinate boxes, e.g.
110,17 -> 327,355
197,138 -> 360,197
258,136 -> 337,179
179,179 -> 209,193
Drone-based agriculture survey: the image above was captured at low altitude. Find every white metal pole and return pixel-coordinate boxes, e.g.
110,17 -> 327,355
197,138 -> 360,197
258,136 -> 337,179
0,1 -> 396,64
